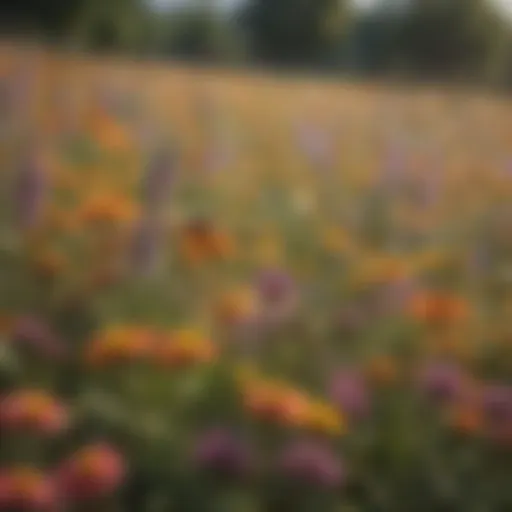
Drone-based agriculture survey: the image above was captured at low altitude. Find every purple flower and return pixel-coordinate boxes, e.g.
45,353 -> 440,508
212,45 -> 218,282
257,268 -> 295,304
418,362 -> 465,404
141,149 -> 176,210
329,369 -> 370,420
481,385 -> 512,425
255,268 -> 299,323
278,440 -> 344,488
12,316 -> 65,360
193,429 -> 252,478
13,151 -> 48,229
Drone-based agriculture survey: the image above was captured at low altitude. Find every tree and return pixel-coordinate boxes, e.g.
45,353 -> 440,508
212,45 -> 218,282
241,0 -> 348,66
397,0 -> 507,80
0,0 -> 85,37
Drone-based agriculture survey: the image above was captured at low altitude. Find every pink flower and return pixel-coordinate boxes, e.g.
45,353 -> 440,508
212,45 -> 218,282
329,368 -> 371,421
0,390 -> 68,436
0,468 -> 57,511
57,444 -> 127,501
193,428 -> 252,478
278,440 -> 344,488
12,316 -> 66,360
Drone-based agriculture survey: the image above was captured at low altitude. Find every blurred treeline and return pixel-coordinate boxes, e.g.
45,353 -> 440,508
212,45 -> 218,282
2,0 -> 512,88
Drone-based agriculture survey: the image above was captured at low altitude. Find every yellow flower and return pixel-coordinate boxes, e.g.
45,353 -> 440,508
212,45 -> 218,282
153,328 -> 216,369
215,287 -> 260,326
306,400 -> 345,436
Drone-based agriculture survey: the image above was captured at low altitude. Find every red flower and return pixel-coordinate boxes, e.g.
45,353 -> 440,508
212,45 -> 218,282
0,390 -> 68,436
0,468 -> 57,511
57,444 -> 126,501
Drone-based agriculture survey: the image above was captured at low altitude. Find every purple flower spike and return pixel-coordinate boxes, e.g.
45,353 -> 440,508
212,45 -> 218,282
141,149 -> 176,210
278,440 -> 344,489
13,151 -> 48,229
193,428 -> 252,478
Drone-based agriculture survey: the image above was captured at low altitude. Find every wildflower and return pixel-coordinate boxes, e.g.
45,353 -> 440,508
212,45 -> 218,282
215,287 -> 260,327
193,428 -> 252,478
329,369 -> 370,421
409,291 -> 469,326
447,403 -> 482,437
57,443 -> 126,501
78,194 -> 137,227
418,362 -> 466,405
0,468 -> 57,511
277,440 -> 344,488
179,219 -> 236,265
0,389 -> 68,435
255,268 -> 298,322
85,326 -> 154,367
11,315 -> 65,359
13,149 -> 48,230
153,329 -> 216,369
305,401 -> 345,436
243,380 -> 309,428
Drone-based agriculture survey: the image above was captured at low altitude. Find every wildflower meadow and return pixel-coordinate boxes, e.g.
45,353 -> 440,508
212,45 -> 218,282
0,45 -> 511,511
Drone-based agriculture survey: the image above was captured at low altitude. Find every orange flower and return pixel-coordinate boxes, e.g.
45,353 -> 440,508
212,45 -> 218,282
243,380 -> 309,428
447,405 -> 482,437
215,287 -> 260,326
78,194 -> 137,226
153,329 -> 216,369
85,326 -> 154,367
409,291 -> 469,326
90,111 -> 131,152
179,221 -> 236,265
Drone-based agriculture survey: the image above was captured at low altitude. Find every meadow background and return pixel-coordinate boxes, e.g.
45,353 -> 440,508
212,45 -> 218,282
0,1 -> 512,511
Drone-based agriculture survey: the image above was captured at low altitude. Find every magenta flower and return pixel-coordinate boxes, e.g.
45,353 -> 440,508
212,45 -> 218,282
256,268 -> 299,323
329,368 -> 371,420
418,362 -> 465,404
193,428 -> 252,478
278,440 -> 344,488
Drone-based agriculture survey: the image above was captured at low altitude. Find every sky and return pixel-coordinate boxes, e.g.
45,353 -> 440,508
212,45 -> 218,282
151,0 -> 512,17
